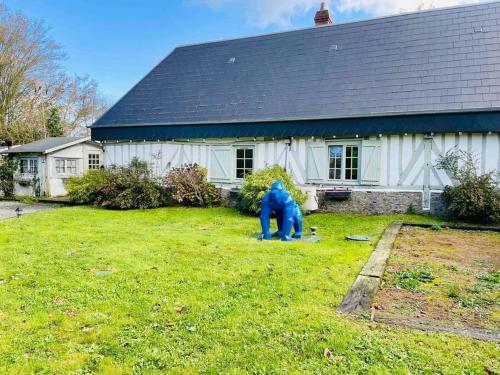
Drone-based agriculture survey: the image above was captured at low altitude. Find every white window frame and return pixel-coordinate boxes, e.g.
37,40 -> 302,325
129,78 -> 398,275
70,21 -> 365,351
55,158 -> 78,176
55,159 -> 66,174
67,159 -> 77,175
88,153 -> 100,170
327,141 -> 361,183
20,158 -> 38,175
234,146 -> 254,180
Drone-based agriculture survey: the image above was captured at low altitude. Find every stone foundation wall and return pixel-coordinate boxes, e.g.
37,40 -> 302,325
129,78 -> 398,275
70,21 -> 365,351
429,192 -> 451,217
221,188 -> 450,217
317,190 -> 424,215
219,188 -> 240,209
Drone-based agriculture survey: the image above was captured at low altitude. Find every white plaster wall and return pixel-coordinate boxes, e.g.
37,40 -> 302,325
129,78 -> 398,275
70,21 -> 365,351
47,143 -> 103,197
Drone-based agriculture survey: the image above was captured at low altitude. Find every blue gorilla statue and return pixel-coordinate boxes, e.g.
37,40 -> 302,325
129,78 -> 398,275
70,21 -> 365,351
260,180 -> 303,242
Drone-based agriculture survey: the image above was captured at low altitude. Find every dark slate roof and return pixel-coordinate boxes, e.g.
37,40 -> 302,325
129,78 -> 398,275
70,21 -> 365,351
93,2 -> 500,129
2,137 -> 87,154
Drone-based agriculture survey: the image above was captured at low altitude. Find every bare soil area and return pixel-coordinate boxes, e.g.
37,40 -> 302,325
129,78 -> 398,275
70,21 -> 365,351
373,226 -> 500,332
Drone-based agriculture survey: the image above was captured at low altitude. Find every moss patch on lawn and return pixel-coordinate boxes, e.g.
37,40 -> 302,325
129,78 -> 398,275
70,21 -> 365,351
0,207 -> 498,374
374,226 -> 500,331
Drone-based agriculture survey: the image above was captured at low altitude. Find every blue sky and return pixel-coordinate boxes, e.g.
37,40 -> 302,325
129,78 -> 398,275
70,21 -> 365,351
6,0 -> 482,104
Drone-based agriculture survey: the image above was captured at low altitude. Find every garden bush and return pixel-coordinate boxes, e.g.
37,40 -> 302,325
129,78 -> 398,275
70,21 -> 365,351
0,156 -> 18,197
163,163 -> 221,207
67,158 -> 166,209
67,169 -> 108,204
437,150 -> 499,223
239,165 -> 306,214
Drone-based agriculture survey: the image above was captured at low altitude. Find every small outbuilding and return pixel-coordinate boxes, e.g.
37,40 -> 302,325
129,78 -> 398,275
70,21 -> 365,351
1,137 -> 103,197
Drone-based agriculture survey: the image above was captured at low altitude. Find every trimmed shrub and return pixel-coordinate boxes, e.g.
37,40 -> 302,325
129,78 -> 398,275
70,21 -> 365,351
163,163 -> 221,207
67,158 -> 166,210
437,150 -> 499,223
239,165 -> 306,214
67,169 -> 108,204
0,156 -> 18,197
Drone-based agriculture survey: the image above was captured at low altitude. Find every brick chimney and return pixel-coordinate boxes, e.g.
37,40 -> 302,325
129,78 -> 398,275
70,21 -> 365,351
314,2 -> 333,27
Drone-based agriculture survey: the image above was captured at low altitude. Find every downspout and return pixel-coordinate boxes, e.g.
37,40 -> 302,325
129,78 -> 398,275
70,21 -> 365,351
284,137 -> 292,172
422,134 -> 433,211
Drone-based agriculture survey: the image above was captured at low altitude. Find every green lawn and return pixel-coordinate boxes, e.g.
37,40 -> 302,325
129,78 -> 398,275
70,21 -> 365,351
0,207 -> 497,374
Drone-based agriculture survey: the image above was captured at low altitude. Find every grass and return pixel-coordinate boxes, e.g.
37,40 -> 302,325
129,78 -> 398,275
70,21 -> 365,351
0,207 -> 497,374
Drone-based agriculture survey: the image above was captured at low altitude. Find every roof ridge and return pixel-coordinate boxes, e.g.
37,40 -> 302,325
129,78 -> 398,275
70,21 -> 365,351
175,1 -> 497,49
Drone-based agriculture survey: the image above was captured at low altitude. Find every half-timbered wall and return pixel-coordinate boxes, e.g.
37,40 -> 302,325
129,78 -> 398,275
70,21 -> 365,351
103,132 -> 499,192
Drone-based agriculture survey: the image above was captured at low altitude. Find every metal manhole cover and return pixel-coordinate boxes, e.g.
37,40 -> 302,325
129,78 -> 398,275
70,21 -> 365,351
345,235 -> 372,242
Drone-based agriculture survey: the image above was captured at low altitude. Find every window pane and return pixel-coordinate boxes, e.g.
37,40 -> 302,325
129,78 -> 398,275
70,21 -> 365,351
345,170 -> 351,180
20,160 -> 28,173
335,170 -> 341,179
352,158 -> 358,169
352,147 -> 359,157
67,160 -> 76,174
245,149 -> 253,158
237,159 -> 244,169
329,146 -> 342,158
236,149 -> 244,158
335,159 -> 341,168
236,169 -> 244,179
245,159 -> 253,169
29,160 -> 38,174
352,170 -> 358,180
346,158 -> 351,168
56,159 -> 65,173
346,147 -> 352,157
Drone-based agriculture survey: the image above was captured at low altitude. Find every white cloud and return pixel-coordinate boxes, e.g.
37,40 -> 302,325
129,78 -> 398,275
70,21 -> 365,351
337,0 -> 483,16
195,0 -> 485,28
196,0 -> 318,27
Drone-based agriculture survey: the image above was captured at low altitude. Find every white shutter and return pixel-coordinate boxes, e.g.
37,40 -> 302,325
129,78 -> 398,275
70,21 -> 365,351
210,145 -> 232,182
307,142 -> 326,182
360,139 -> 381,185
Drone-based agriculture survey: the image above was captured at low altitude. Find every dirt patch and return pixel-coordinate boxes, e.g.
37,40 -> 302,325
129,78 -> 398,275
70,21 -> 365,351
373,226 -> 500,333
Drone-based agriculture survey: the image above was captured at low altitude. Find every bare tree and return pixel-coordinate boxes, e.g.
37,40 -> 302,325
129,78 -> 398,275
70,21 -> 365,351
0,5 -> 107,144
58,75 -> 108,136
0,4 -> 63,142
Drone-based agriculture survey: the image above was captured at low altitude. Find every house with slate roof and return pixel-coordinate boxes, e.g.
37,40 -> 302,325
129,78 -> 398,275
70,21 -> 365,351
90,2 -> 500,214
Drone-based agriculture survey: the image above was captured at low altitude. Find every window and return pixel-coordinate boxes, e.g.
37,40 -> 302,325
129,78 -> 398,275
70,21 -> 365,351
235,147 -> 253,179
20,159 -> 37,174
20,159 -> 28,174
55,159 -> 65,174
67,160 -> 77,174
328,145 -> 359,181
55,159 -> 78,175
88,153 -> 100,169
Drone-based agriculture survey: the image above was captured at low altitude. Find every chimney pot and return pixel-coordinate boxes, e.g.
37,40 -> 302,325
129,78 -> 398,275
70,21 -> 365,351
315,2 -> 333,27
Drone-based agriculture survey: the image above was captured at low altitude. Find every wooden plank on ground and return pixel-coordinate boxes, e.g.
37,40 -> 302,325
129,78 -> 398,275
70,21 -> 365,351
337,222 -> 402,314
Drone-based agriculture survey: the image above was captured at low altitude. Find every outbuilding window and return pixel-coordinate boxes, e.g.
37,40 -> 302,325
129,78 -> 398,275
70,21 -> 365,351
20,159 -> 38,174
328,145 -> 359,181
55,159 -> 78,175
235,147 -> 253,179
55,159 -> 65,174
88,153 -> 100,169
